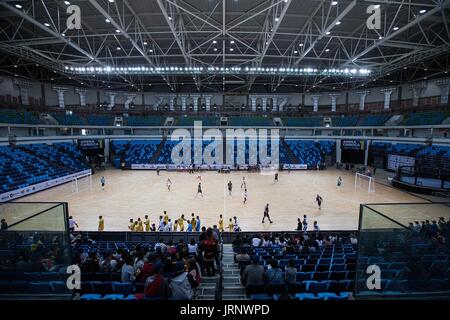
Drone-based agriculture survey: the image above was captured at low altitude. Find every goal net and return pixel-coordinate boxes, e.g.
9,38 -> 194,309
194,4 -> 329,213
355,172 -> 375,192
71,174 -> 93,193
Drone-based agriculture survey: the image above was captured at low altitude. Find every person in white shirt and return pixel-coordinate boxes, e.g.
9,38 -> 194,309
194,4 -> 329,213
313,221 -> 320,232
187,238 -> 198,254
155,239 -> 167,252
251,235 -> 262,247
166,219 -> 173,231
163,221 -> 172,232
158,216 -> 164,231
68,216 -> 78,232
121,256 -> 136,283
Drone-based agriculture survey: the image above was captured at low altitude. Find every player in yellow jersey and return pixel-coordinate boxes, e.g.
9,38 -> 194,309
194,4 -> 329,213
228,218 -> 233,232
144,215 -> 150,231
98,216 -> 105,231
128,218 -> 135,232
178,214 -> 186,231
191,213 -> 197,231
136,218 -> 144,232
218,214 -> 224,232
163,211 -> 169,225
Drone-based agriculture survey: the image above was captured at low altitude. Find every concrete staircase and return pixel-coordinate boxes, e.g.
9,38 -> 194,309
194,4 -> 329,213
221,244 -> 247,300
195,244 -> 247,300
281,138 -> 299,164
149,138 -> 166,164
195,275 -> 218,300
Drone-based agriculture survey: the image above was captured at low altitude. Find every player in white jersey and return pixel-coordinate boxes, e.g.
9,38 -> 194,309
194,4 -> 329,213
240,177 -> 246,189
167,178 -> 172,191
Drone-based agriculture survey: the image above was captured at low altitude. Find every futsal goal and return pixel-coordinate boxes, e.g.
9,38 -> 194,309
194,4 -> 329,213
354,172 -> 375,192
71,172 -> 93,193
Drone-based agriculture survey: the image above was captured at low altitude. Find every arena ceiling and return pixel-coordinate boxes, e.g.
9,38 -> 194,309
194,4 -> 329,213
0,0 -> 449,94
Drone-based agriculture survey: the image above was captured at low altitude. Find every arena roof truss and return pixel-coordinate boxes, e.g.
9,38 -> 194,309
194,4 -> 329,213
0,0 -> 449,94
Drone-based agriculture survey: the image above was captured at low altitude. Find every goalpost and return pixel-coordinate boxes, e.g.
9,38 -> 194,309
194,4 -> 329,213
355,172 -> 375,192
71,172 -> 93,193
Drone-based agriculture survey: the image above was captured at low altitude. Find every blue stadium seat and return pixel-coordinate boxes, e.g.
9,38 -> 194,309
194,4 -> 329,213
80,294 -> 102,300
250,294 -> 274,300
307,281 -> 329,294
29,282 -> 53,294
50,281 -> 70,294
287,282 -> 307,294
92,281 -> 114,294
113,282 -> 134,295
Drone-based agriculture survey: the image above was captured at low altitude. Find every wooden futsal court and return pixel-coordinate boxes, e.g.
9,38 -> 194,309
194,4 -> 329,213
13,168 -> 424,232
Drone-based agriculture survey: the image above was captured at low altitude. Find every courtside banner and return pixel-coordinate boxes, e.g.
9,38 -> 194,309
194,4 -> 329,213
0,169 -> 92,202
283,164 -> 308,170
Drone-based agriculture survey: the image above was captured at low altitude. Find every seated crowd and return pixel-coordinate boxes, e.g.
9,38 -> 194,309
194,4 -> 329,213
233,232 -> 357,300
71,227 -> 220,300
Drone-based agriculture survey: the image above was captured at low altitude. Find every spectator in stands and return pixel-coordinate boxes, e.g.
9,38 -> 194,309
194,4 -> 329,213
296,218 -> 302,231
201,228 -> 218,277
134,251 -> 145,273
170,261 -> 196,299
121,256 -> 136,283
251,234 -> 262,247
141,263 -> 171,299
350,234 -> 358,245
284,259 -> 297,284
101,251 -> 117,272
261,235 -> 272,247
188,238 -> 198,254
68,216 -> 78,232
212,224 -> 220,241
265,259 -> 284,285
81,250 -> 100,273
241,256 -> 265,290
235,249 -> 250,263
199,226 -> 207,242
187,258 -> 202,289
0,219 -> 7,231
155,238 -> 167,253
233,234 -> 243,247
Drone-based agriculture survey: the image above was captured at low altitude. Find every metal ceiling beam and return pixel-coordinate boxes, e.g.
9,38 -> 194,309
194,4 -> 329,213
87,0 -> 173,90
247,0 -> 292,92
343,0 -> 450,66
156,0 -> 201,90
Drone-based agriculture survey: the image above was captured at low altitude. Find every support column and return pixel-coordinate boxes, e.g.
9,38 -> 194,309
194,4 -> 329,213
380,87 -> 395,110
204,95 -> 212,111
272,97 -> 278,112
262,97 -> 267,112
436,78 -> 450,104
75,88 -> 88,107
278,97 -> 288,112
180,95 -> 188,111
124,94 -> 136,110
311,95 -> 321,112
14,79 -> 33,106
105,92 -> 118,110
329,93 -> 340,112
168,95 -> 176,111
356,90 -> 370,111
250,96 -> 257,112
191,95 -> 200,112
409,82 -> 426,107
52,86 -> 69,109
